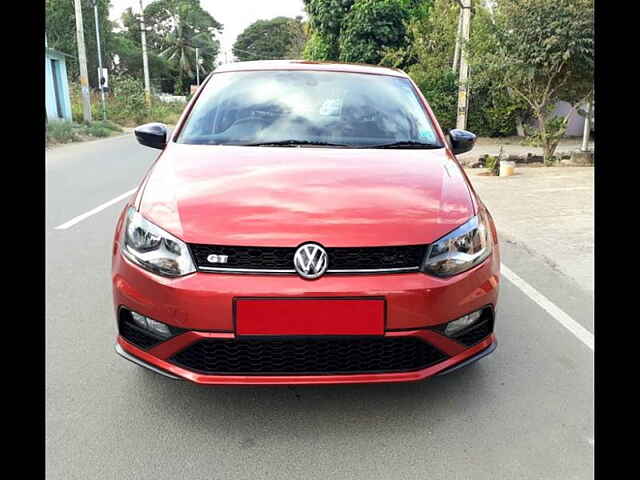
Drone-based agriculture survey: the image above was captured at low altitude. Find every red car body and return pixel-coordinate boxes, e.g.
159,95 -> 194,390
112,61 -> 500,385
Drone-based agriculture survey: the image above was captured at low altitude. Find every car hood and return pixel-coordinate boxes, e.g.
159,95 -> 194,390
138,143 -> 475,247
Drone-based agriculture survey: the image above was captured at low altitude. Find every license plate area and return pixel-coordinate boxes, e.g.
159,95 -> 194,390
234,297 -> 385,336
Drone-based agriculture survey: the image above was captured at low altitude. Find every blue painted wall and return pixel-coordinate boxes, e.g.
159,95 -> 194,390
45,49 -> 72,122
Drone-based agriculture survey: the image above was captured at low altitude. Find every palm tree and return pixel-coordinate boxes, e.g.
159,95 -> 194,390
145,0 -> 222,94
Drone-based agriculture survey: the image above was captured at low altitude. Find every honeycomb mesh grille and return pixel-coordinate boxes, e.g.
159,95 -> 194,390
189,244 -> 428,273
170,337 -> 448,375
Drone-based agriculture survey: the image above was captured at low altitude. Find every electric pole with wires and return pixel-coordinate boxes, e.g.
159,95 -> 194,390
73,0 -> 92,122
455,0 -> 472,130
139,0 -> 152,107
91,0 -> 107,120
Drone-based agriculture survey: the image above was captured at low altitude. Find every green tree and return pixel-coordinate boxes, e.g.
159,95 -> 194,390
338,0 -> 412,65
45,0 -> 115,88
404,0 -> 470,129
143,0 -> 223,94
233,17 -> 308,61
302,0 -> 425,65
111,31 -> 174,93
469,0 -> 594,162
402,0 -> 525,135
286,16 -> 309,59
302,0 -> 356,60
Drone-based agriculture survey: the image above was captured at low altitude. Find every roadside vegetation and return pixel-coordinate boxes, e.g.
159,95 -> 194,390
46,119 -> 123,146
68,75 -> 185,127
47,74 -> 185,147
45,0 -> 593,163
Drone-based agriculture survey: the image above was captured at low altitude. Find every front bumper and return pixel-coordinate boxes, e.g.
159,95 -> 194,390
112,243 -> 500,385
116,333 -> 497,385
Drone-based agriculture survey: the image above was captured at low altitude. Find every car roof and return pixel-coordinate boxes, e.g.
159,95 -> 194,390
213,60 -> 409,78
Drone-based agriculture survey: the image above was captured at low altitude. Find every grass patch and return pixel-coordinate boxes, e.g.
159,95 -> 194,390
46,119 -> 125,146
46,121 -> 79,144
69,78 -> 186,128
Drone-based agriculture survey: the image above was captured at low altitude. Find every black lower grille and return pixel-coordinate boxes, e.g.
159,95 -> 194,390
170,337 -> 448,375
118,314 -> 162,350
455,318 -> 494,347
189,243 -> 428,273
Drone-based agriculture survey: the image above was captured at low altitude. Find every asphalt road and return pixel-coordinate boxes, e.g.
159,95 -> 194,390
46,134 -> 594,480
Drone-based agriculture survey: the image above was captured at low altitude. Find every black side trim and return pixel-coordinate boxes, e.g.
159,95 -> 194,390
436,340 -> 497,376
115,343 -> 183,380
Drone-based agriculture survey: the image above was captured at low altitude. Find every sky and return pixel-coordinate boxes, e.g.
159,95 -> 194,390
108,0 -> 307,62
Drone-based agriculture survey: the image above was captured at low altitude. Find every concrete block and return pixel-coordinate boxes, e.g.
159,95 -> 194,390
570,151 -> 594,165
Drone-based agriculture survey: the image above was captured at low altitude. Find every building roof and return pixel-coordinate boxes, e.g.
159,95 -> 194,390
214,60 -> 408,78
45,47 -> 75,60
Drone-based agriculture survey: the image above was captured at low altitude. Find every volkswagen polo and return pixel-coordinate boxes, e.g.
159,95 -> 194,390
112,60 -> 499,385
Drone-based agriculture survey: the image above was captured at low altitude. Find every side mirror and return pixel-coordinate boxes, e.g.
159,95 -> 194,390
449,129 -> 476,155
134,123 -> 168,150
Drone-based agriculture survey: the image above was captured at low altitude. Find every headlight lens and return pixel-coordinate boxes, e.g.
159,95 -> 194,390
422,210 -> 492,277
122,207 -> 196,277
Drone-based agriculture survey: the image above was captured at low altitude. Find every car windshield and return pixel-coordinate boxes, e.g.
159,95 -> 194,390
176,70 -> 443,149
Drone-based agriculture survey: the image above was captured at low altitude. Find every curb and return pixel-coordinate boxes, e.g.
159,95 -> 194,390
46,129 -> 135,151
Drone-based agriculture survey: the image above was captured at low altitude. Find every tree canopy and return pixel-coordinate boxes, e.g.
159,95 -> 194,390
302,0 -> 426,64
469,0 -> 594,161
143,0 -> 223,94
45,0 -> 115,88
233,17 -> 308,61
46,0 -> 594,145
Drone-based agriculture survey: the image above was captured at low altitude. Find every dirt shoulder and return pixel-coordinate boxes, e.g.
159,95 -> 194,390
465,165 -> 594,294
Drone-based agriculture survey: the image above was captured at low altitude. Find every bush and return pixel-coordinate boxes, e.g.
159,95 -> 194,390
46,119 -> 124,146
149,100 -> 184,126
95,120 -> 123,133
107,75 -> 148,126
467,86 -> 520,137
70,75 -> 186,128
47,120 -> 80,144
484,155 -> 499,175
85,123 -> 111,138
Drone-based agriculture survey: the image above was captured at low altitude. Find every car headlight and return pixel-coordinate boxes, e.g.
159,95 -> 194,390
122,207 -> 196,277
422,210 -> 492,277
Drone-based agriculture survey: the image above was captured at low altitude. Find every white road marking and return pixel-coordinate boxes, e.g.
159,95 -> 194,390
529,186 -> 591,193
501,263 -> 594,351
54,189 -> 136,230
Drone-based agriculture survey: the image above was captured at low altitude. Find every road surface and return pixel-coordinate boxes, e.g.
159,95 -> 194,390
46,135 -> 594,480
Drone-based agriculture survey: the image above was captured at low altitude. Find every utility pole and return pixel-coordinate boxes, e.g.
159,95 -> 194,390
195,47 -> 200,85
92,0 -> 107,121
73,0 -> 92,122
139,0 -> 151,107
581,100 -> 592,152
456,0 -> 472,130
452,7 -> 463,72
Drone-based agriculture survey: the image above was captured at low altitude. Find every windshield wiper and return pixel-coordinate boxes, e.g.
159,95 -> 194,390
367,141 -> 443,149
241,139 -> 351,147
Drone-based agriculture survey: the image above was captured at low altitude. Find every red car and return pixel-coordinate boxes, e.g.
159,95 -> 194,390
112,60 -> 499,385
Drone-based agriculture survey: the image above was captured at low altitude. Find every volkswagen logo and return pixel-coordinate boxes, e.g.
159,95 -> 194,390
293,243 -> 328,279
